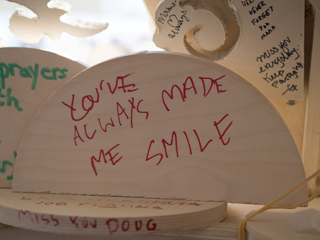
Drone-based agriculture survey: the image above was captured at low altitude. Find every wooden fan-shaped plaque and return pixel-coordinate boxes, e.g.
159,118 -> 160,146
0,47 -> 86,187
13,52 -> 306,206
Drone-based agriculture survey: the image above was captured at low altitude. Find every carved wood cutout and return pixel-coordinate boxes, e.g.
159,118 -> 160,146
8,0 -> 108,43
153,0 -> 240,61
151,0 -> 304,100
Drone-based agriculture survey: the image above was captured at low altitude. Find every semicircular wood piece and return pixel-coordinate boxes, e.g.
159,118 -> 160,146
13,52 -> 306,206
0,47 -> 86,188
0,188 -> 226,236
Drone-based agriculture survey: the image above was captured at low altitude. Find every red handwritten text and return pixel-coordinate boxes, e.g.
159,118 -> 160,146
73,98 -> 149,146
62,73 -> 138,121
162,75 -> 226,111
91,144 -> 123,176
70,216 -> 97,230
18,210 -> 59,227
146,114 -> 233,165
106,218 -> 157,235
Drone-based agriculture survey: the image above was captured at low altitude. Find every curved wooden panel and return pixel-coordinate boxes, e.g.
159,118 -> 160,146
13,52 -> 306,206
0,47 -> 86,187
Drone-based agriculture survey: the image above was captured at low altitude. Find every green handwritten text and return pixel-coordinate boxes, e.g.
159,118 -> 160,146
0,62 -> 69,112
0,87 -> 23,111
0,150 -> 17,180
0,62 -> 69,90
0,160 -> 13,180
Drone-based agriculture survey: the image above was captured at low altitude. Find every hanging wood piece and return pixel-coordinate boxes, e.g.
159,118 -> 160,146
149,0 -> 304,100
0,47 -> 86,187
8,0 -> 108,43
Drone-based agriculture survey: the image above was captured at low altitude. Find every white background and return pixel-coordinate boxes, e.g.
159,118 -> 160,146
0,0 -> 162,66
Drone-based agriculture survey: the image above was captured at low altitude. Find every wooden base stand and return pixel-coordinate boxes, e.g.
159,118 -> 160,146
0,189 -> 226,236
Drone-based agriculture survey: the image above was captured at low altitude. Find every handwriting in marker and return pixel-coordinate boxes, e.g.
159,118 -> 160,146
282,84 -> 298,95
0,87 -> 23,112
0,160 -> 13,178
0,150 -> 17,180
6,150 -> 17,180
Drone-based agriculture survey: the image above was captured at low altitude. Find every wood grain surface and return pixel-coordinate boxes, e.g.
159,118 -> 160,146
0,47 -> 86,188
0,188 -> 226,236
148,0 -> 305,100
12,52 -> 306,206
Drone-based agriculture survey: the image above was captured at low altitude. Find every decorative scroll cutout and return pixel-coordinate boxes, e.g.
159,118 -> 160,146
153,0 -> 241,61
8,0 -> 108,43
150,0 -> 305,100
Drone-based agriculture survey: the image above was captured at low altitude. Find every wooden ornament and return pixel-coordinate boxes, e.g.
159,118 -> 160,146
153,0 -> 240,61
0,47 -> 86,187
13,52 -> 306,206
149,0 -> 305,100
0,188 -> 227,236
8,0 -> 108,44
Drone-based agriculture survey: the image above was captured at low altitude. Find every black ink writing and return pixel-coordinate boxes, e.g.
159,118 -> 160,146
157,0 -> 177,24
241,0 -> 256,6
282,84 -> 298,95
251,6 -> 274,26
249,1 -> 266,15
167,11 -> 189,39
